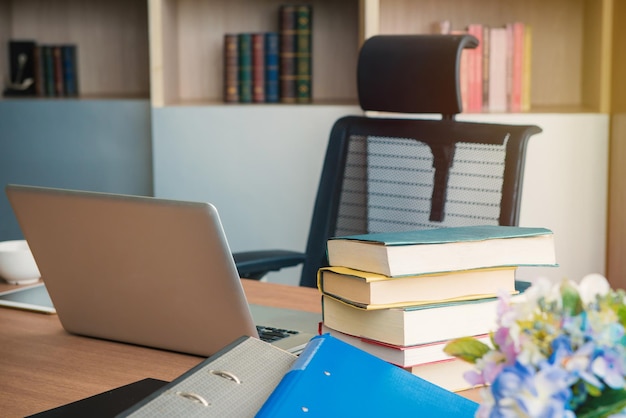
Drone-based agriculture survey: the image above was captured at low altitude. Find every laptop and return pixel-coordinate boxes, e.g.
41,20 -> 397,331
5,184 -> 319,356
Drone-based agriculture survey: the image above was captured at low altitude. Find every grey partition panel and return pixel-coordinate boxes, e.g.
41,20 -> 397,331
0,99 -> 152,240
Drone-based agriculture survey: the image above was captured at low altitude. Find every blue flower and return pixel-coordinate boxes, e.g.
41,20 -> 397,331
489,361 -> 575,418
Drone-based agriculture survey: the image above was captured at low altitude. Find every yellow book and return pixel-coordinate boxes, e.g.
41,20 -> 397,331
317,265 -> 517,309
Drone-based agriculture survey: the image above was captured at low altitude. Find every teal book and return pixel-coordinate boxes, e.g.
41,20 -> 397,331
327,225 -> 557,277
255,334 -> 479,417
238,33 -> 253,103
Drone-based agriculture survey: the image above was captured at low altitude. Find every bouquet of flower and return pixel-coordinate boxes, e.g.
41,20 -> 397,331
444,274 -> 626,417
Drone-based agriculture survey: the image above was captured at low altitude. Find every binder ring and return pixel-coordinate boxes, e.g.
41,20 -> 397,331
209,369 -> 242,384
175,391 -> 210,406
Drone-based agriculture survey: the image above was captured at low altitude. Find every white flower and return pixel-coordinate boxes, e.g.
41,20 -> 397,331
579,274 -> 610,306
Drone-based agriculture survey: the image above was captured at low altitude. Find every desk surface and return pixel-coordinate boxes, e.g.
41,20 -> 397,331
0,279 -> 479,417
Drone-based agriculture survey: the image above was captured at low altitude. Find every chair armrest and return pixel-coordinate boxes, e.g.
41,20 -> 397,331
233,250 -> 306,281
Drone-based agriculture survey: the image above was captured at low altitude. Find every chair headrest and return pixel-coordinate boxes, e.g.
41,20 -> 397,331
357,34 -> 478,115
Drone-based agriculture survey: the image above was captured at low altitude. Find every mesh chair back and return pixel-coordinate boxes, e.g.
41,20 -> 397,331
298,35 -> 542,287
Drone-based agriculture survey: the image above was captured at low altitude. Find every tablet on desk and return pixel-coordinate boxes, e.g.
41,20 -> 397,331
0,283 -> 56,314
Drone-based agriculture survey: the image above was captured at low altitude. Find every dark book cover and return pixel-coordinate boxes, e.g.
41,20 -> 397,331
279,5 -> 297,103
223,33 -> 239,103
252,33 -> 266,103
62,44 -> 79,97
238,33 -> 253,103
295,5 -> 312,103
264,32 -> 279,103
4,40 -> 37,97
42,45 -> 56,97
33,44 -> 44,96
52,45 -> 65,96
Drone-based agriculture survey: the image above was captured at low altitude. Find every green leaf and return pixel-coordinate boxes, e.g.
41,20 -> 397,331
576,388 -> 626,418
443,337 -> 490,363
561,280 -> 583,316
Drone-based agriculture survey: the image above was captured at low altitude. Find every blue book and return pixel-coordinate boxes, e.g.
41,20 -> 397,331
264,32 -> 279,103
327,225 -> 557,277
256,334 -> 479,417
62,45 -> 79,97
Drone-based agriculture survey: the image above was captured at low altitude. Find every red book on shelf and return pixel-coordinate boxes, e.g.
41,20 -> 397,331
252,33 -> 266,103
279,5 -> 297,103
467,24 -> 483,112
223,34 -> 239,103
510,22 -> 525,112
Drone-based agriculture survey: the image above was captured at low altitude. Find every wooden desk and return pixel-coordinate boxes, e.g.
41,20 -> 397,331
0,279 -> 479,417
0,280 -> 321,417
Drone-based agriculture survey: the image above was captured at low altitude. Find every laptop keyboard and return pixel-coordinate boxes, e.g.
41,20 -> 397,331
256,325 -> 300,343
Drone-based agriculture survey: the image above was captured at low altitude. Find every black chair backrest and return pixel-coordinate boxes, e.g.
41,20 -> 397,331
298,35 -> 542,287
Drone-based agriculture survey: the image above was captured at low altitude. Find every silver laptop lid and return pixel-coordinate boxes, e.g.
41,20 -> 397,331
6,184 -> 259,357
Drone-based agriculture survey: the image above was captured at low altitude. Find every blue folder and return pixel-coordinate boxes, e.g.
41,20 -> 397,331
256,334 -> 479,417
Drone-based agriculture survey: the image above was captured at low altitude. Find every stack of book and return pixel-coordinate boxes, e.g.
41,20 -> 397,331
318,225 -> 557,391
223,4 -> 312,104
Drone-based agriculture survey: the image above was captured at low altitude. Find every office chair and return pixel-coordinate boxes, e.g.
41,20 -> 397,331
234,34 -> 542,288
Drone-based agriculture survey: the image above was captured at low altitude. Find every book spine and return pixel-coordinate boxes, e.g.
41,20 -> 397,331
521,25 -> 532,112
467,23 -> 483,112
252,33 -> 266,103
238,33 -> 253,103
279,5 -> 297,103
488,27 -> 507,112
62,45 -> 78,97
510,22 -> 524,113
295,5 -> 312,103
481,25 -> 490,111
223,34 -> 239,103
52,45 -> 64,96
264,32 -> 280,103
42,45 -> 56,97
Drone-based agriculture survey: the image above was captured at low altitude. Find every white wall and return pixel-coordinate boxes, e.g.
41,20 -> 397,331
153,108 -> 609,286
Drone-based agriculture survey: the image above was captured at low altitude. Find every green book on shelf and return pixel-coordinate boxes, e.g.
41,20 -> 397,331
295,4 -> 312,103
327,225 -> 557,277
238,33 -> 253,103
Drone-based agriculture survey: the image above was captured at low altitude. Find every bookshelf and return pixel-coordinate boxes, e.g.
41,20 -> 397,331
0,0 -> 150,98
148,0 -> 360,106
0,0 -> 623,286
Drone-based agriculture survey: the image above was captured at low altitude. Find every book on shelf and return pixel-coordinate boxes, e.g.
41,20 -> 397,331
326,225 -> 556,278
252,33 -> 266,103
52,45 -> 64,96
481,25 -> 490,111
119,336 -> 297,417
223,33 -> 239,103
467,23 -> 483,112
317,265 -> 517,309
488,26 -> 508,112
279,4 -> 297,103
264,32 -> 280,103
321,280 -> 529,347
295,4 -> 312,103
510,22 -> 525,112
256,333 -> 478,417
319,323 -> 491,369
238,33 -> 253,103
42,45 -> 55,97
521,25 -> 533,112
404,357 -> 479,392
61,45 -> 79,97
